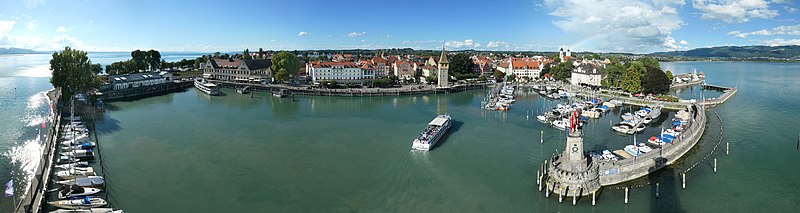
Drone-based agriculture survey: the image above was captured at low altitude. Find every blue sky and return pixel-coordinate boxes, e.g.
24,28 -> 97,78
0,0 -> 797,53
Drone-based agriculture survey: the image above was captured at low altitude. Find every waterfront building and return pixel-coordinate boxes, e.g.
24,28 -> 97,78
307,61 -> 364,85
103,71 -> 173,91
571,62 -> 606,87
202,58 -> 272,82
393,60 -> 415,80
497,57 -> 550,80
438,46 -> 449,88
472,56 -> 494,75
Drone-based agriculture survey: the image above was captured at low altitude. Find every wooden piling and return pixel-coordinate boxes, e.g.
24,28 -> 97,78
656,182 -> 660,198
714,158 -> 717,173
540,130 -> 544,144
727,142 -> 730,155
572,190 -> 577,205
682,173 -> 686,189
624,187 -> 629,204
558,187 -> 563,203
537,170 -> 541,185
546,183 -> 550,197
592,191 -> 596,206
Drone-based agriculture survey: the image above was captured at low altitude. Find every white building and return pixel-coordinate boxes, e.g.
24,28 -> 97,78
571,62 -> 606,87
105,71 -> 172,91
307,61 -> 364,84
497,57 -> 550,79
203,58 -> 272,82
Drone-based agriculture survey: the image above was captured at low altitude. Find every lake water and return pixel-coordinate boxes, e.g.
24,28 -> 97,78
1,56 -> 799,212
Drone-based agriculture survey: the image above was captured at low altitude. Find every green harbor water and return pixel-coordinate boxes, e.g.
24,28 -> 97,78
2,56 -> 800,212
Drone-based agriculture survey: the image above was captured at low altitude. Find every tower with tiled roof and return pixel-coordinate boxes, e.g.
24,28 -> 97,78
437,45 -> 449,88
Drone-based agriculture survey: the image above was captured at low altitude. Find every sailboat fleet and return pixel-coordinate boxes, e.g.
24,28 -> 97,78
48,111 -> 122,212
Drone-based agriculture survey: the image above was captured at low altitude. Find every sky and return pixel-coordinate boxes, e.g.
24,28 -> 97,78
0,0 -> 798,53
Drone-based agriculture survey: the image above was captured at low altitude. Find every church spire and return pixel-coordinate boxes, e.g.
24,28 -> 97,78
439,45 -> 448,64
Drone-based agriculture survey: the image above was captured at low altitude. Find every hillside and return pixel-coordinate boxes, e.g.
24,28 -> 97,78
651,45 -> 800,59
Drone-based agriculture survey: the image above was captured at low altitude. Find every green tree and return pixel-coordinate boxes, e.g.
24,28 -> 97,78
665,70 -> 674,81
274,69 -> 288,82
621,66 -> 642,94
603,61 -> 625,88
492,70 -> 505,81
641,66 -> 671,94
213,52 -> 221,58
271,51 -> 300,80
50,47 -> 96,98
257,48 -> 265,59
146,49 -> 161,70
551,60 -> 574,81
90,63 -> 103,75
243,49 -> 252,60
637,56 -> 660,70
448,53 -> 475,74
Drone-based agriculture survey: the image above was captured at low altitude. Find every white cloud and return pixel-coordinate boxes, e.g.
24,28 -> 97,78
25,0 -> 45,8
0,20 -> 15,36
543,0 -> 684,52
346,32 -> 366,37
297,31 -> 309,37
56,26 -> 66,33
728,25 -> 800,38
486,41 -> 510,49
692,0 -> 778,23
26,20 -> 37,31
679,40 -> 689,45
786,6 -> 798,13
761,38 -> 800,46
663,36 -> 681,49
445,39 -> 480,48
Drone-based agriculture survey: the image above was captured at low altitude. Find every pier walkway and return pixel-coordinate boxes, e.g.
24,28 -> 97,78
670,79 -> 704,89
520,81 -> 736,110
210,80 -> 490,97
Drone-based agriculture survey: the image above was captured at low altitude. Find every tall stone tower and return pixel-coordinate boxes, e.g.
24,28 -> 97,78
437,45 -> 449,88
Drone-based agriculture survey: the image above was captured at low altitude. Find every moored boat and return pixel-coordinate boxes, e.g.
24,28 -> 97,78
48,197 -> 107,209
58,185 -> 101,199
57,176 -> 105,188
49,208 -> 122,213
411,115 -> 452,151
194,78 -> 219,95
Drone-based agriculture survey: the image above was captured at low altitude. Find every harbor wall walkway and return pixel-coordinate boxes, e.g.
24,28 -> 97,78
209,80 -> 490,97
595,105 -> 707,186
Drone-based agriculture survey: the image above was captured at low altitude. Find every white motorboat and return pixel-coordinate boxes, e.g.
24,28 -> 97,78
56,162 -> 90,170
601,150 -> 619,161
58,185 -> 101,199
635,124 -> 646,132
48,197 -> 107,209
624,145 -> 641,156
411,115 -> 452,151
637,143 -> 652,153
56,167 -> 96,180
612,123 -> 634,134
50,208 -> 122,213
552,119 -> 568,130
647,105 -> 663,119
635,107 -> 651,118
621,112 -> 635,121
57,176 -> 105,188
642,116 -> 653,124
194,78 -> 219,95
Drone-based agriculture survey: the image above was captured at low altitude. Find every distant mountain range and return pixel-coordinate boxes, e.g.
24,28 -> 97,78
0,47 -> 44,54
650,45 -> 800,59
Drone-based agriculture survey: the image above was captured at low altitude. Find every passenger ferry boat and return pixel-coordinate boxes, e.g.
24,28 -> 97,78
412,115 -> 452,151
194,78 -> 219,95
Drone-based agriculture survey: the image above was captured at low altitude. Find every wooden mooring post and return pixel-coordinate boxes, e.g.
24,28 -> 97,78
714,158 -> 717,173
572,190 -> 577,206
682,173 -> 686,189
546,183 -> 550,197
558,187 -> 563,203
624,187 -> 629,204
592,191 -> 596,206
656,182 -> 660,198
540,130 -> 544,144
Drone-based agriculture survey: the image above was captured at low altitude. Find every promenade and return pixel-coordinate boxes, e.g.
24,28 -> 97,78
209,80 -> 491,97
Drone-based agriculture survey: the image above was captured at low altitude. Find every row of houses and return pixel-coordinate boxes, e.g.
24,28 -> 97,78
307,47 -> 450,87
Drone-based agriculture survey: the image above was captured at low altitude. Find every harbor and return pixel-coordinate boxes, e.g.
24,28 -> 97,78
2,57 -> 800,212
